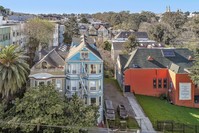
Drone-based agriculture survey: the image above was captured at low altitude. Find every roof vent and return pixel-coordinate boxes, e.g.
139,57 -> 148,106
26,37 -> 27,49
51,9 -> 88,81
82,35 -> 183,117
147,56 -> 154,61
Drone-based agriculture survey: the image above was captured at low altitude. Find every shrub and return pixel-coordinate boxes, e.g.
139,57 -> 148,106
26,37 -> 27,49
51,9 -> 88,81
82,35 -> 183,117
159,93 -> 167,100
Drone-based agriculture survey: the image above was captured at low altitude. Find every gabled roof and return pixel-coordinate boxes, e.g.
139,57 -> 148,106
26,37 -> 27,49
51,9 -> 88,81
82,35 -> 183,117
33,45 -> 69,67
72,37 -> 95,45
98,25 -> 108,31
121,48 -> 194,73
119,54 -> 130,72
34,45 -> 68,63
67,35 -> 102,60
33,48 -> 66,68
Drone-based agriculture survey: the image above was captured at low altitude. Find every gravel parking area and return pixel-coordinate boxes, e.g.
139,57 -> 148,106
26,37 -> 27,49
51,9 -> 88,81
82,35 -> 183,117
104,78 -> 135,117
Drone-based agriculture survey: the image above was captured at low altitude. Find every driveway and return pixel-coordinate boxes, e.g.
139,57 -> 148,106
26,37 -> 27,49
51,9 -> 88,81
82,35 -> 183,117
104,79 -> 135,117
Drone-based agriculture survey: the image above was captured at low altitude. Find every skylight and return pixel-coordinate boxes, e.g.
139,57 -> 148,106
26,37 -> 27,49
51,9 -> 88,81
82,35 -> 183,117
161,49 -> 175,57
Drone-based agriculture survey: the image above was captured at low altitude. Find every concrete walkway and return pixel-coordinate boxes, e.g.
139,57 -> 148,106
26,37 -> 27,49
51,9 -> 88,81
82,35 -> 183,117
125,93 -> 156,133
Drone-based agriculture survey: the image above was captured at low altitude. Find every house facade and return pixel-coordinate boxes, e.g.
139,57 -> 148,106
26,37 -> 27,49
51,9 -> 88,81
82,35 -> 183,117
29,47 -> 66,94
116,48 -> 199,108
65,36 -> 103,123
0,26 -> 11,46
98,25 -> 109,38
29,36 -> 104,124
88,25 -> 98,36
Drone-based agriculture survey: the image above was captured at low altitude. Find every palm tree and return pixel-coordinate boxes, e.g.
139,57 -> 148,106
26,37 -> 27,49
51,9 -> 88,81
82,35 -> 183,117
0,45 -> 29,100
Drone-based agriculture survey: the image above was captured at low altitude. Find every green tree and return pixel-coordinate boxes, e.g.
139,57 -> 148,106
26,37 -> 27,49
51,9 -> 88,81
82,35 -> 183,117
162,12 -> 187,30
4,84 -> 65,132
3,85 -> 98,132
148,23 -> 176,45
124,34 -> 139,52
63,32 -> 72,44
64,16 -> 79,37
0,45 -> 29,100
80,17 -> 89,24
103,41 -> 111,51
185,16 -> 199,37
25,18 -> 54,67
189,54 -> 199,85
65,94 -> 99,131
139,11 -> 157,23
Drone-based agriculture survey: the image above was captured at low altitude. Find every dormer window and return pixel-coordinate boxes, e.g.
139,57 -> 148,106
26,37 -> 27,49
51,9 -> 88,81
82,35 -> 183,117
42,61 -> 47,69
81,52 -> 88,59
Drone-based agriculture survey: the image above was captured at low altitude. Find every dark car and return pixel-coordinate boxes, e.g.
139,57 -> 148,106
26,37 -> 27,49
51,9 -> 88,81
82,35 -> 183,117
105,100 -> 115,120
117,104 -> 128,119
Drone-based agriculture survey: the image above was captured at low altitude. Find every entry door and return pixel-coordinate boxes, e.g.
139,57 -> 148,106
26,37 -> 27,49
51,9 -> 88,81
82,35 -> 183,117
125,85 -> 131,92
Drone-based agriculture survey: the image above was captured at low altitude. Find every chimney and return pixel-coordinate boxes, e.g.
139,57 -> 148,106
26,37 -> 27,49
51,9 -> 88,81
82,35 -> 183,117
147,56 -> 154,61
188,56 -> 194,61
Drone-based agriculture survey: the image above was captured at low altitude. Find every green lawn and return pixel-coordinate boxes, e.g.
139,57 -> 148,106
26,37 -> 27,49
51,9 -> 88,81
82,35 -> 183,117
136,95 -> 199,126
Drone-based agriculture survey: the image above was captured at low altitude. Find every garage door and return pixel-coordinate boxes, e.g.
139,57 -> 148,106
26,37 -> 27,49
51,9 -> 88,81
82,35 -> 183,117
125,85 -> 130,92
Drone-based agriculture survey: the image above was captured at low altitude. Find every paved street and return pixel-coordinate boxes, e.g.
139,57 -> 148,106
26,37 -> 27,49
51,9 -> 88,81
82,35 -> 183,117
125,93 -> 156,133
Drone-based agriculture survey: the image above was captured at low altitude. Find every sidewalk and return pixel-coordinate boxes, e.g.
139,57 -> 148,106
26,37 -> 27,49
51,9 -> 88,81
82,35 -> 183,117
125,93 -> 156,133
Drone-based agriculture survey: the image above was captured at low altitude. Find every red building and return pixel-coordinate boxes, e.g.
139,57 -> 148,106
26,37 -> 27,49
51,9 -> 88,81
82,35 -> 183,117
116,48 -> 199,108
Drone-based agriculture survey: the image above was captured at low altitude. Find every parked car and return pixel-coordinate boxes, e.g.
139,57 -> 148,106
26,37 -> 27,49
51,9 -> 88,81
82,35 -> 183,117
105,100 -> 115,120
117,104 -> 128,119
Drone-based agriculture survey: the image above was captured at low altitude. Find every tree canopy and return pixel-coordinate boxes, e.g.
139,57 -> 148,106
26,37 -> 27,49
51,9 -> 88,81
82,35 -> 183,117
189,54 -> 199,85
124,34 -> 139,53
25,18 -> 54,66
64,16 -> 79,37
25,18 -> 54,46
2,84 -> 98,132
80,17 -> 89,24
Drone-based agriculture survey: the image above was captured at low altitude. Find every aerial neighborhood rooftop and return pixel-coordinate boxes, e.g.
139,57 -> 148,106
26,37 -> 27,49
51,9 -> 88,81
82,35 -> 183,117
0,3 -> 199,133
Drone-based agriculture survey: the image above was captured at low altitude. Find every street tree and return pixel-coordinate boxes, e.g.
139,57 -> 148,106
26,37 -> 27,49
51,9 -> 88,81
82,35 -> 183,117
0,45 -> 29,101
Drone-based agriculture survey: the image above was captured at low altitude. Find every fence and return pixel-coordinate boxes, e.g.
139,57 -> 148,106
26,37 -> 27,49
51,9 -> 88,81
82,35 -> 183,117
156,120 -> 199,133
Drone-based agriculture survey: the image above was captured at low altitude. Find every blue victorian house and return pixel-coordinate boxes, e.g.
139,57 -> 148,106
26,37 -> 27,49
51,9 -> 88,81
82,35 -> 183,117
29,35 -> 104,124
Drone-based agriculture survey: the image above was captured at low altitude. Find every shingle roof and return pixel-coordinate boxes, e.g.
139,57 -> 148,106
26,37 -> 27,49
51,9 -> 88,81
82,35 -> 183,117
119,54 -> 130,72
120,48 -> 194,73
132,32 -> 148,39
33,48 -> 66,69
32,44 -> 71,68
72,37 -> 95,45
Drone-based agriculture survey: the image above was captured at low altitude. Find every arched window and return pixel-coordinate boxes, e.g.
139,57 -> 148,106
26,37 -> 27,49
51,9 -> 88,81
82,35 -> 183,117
42,61 -> 47,69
